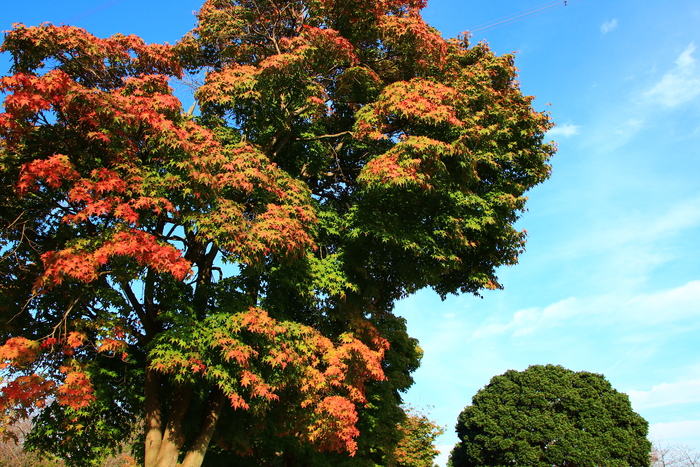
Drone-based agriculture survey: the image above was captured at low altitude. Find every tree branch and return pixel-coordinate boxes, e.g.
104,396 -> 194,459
296,130 -> 353,142
118,280 -> 153,339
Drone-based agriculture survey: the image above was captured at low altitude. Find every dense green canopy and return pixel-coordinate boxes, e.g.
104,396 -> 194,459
449,364 -> 652,467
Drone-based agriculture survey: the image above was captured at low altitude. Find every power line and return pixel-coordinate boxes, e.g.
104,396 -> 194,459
61,0 -> 130,25
469,0 -> 582,34
58,0 -> 579,33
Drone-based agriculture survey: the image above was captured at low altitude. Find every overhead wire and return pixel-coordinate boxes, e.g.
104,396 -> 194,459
468,0 -> 582,34
61,0 -> 130,25
58,0 -> 580,33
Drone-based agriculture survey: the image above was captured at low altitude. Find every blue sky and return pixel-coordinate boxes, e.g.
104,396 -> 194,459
3,0 -> 700,465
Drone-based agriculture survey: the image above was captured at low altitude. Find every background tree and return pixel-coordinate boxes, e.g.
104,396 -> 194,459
0,418 -> 65,467
390,406 -> 444,467
0,0 -> 554,465
449,364 -> 652,467
652,443 -> 700,467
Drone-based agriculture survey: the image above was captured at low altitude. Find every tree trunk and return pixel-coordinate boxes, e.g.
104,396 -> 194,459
144,368 -> 163,467
180,388 -> 227,467
152,385 -> 193,467
282,450 -> 296,467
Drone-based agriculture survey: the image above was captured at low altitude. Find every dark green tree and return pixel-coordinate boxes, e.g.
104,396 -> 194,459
449,365 -> 652,467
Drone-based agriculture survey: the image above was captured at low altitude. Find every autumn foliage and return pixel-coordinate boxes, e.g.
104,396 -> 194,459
0,0 -> 554,466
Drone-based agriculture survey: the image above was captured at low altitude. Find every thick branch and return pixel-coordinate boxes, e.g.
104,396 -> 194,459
263,103 -> 310,158
193,243 -> 219,316
144,268 -> 157,328
144,222 -> 165,334
118,280 -> 154,339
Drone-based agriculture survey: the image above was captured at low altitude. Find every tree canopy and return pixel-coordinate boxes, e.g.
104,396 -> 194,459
449,364 -> 652,467
0,0 -> 554,465
391,406 -> 444,467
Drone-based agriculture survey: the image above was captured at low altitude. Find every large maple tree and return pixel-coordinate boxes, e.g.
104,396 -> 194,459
0,0 -> 554,465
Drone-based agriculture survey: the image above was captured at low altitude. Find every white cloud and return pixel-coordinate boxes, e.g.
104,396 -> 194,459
472,307 -> 540,338
628,378 -> 700,409
470,280 -> 700,338
471,297 -> 580,338
550,196 -> 700,286
626,280 -> 700,324
540,296 -> 580,322
601,19 -> 618,34
649,198 -> 700,234
677,44 -> 696,68
468,195 -> 700,340
547,123 -> 580,138
613,117 -> 644,136
644,43 -> 700,107
649,420 -> 700,444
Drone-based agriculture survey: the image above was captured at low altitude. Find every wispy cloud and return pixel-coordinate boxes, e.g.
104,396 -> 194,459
471,280 -> 700,338
628,378 -> 700,409
644,43 -> 700,107
649,420 -> 700,444
472,307 -> 539,338
472,297 -> 580,338
584,197 -> 700,252
547,123 -> 580,138
465,195 -> 700,341
547,196 -> 700,288
601,19 -> 618,34
613,117 -> 644,137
